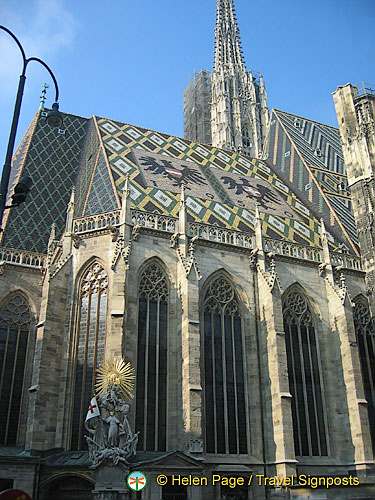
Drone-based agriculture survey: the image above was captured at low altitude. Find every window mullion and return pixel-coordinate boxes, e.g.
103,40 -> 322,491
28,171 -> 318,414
306,323 -> 321,456
17,324 -> 32,444
311,316 -> 330,456
91,292 -> 101,396
155,299 -> 160,451
297,318 -> 312,456
221,310 -> 229,455
364,331 -> 375,410
231,314 -> 239,454
288,319 -> 302,455
211,310 -> 217,454
78,292 -> 92,449
71,263 -> 108,450
5,325 -> 21,445
144,298 -> 150,450
0,324 -> 11,400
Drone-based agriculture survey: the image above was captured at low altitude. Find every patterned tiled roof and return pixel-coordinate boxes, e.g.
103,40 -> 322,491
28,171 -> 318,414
75,115 -> 346,248
0,110 -> 88,253
1,109 -> 350,254
264,109 -> 358,254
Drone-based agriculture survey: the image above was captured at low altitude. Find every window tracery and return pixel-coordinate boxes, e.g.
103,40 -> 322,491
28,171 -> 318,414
353,296 -> 375,453
0,294 -> 32,445
203,277 -> 248,455
283,288 -> 329,457
139,264 -> 168,301
136,263 -> 168,451
71,262 -> 108,450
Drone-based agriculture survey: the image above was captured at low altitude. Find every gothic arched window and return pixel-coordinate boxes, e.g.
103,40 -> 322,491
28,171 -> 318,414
203,277 -> 248,455
136,263 -> 168,451
283,288 -> 329,456
71,262 -> 108,450
353,296 -> 375,453
0,293 -> 32,445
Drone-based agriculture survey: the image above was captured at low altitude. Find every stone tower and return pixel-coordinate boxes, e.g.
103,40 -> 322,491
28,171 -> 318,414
210,0 -> 269,157
333,83 -> 375,311
183,0 -> 269,157
183,70 -> 211,145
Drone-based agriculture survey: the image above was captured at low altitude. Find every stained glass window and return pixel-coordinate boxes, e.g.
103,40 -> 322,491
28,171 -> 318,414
283,288 -> 329,456
71,262 -> 108,450
353,296 -> 375,453
136,263 -> 168,451
203,277 -> 248,455
0,293 -> 32,445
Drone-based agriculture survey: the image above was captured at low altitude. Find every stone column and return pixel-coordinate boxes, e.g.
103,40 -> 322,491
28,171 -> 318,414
321,220 -> 373,474
253,207 -> 296,478
26,194 -> 75,451
107,179 -> 132,361
325,287 -> 374,473
177,189 -> 203,453
25,243 -> 72,451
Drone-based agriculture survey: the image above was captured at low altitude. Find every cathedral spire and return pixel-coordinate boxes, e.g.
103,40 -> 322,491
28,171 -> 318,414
183,0 -> 269,157
214,0 -> 245,70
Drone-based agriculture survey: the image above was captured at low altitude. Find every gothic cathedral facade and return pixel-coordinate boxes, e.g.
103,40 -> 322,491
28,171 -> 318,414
0,1 -> 374,499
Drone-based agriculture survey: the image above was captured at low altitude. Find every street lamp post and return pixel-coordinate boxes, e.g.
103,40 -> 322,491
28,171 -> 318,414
0,26 -> 64,232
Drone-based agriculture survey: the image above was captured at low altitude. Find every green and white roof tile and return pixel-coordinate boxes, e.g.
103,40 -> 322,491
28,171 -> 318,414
1,110 -> 352,254
264,109 -> 358,254
78,115 -> 346,249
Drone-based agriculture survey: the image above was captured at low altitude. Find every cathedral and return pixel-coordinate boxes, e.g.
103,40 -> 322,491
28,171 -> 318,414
0,1 -> 374,499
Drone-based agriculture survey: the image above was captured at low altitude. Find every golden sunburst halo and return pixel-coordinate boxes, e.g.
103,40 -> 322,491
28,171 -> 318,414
95,358 -> 135,400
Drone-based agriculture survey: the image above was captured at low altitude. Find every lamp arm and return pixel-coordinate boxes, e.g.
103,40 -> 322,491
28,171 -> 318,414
26,57 -> 60,103
0,27 -> 60,102
0,25 -> 27,73
0,26 -> 62,233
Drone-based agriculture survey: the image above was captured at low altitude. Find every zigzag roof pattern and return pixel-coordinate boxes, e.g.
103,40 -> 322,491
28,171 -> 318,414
75,114 -> 346,249
264,109 -> 358,255
0,110 -> 88,253
1,110 -> 352,254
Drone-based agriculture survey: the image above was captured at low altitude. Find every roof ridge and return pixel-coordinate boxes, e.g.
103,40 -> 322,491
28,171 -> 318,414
273,108 -> 340,131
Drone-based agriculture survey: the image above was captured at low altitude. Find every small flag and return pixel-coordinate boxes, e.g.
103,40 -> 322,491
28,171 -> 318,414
85,397 -> 100,421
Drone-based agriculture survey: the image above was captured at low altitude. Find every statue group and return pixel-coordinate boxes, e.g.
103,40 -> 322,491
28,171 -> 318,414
85,385 -> 139,469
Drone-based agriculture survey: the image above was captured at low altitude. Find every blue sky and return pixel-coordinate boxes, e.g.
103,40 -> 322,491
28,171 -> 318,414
0,0 -> 374,168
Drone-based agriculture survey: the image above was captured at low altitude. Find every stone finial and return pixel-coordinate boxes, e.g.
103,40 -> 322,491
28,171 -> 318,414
255,202 -> 260,221
68,186 -> 75,209
65,187 -> 75,233
320,219 -> 330,258
48,223 -> 56,248
320,217 -> 327,240
47,223 -> 57,266
122,175 -> 130,202
254,202 -> 263,250
120,175 -> 131,230
319,218 -> 335,284
180,184 -> 186,206
179,184 -> 187,241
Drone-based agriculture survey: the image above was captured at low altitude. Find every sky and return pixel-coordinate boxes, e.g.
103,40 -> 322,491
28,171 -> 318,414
0,0 -> 374,171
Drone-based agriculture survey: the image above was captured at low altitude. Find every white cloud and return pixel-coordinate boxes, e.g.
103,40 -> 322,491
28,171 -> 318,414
0,0 -> 77,94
